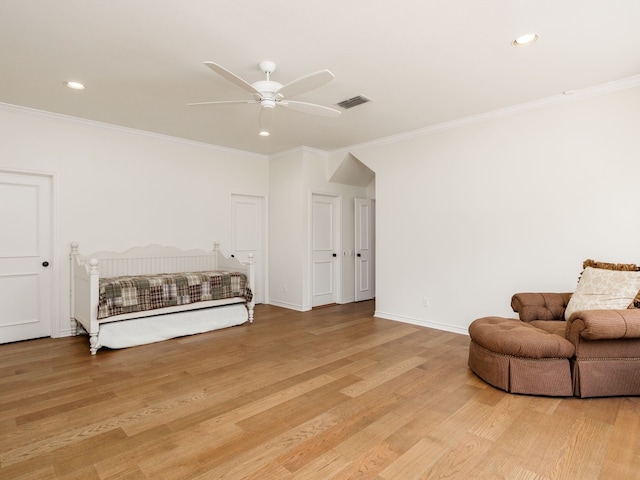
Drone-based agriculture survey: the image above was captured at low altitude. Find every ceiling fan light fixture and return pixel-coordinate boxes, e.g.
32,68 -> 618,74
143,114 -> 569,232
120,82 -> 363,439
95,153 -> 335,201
64,81 -> 86,90
512,33 -> 538,46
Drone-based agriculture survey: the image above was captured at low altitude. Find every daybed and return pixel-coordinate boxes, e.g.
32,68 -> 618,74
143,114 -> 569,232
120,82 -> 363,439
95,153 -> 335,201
70,242 -> 254,355
468,260 -> 640,398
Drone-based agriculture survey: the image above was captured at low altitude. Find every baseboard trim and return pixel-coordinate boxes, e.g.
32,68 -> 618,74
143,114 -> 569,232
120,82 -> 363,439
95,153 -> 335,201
267,300 -> 311,312
374,310 -> 468,336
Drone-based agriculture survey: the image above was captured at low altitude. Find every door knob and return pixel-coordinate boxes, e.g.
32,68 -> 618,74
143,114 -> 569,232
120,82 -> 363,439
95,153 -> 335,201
357,253 -> 361,257
42,261 -> 49,267
332,253 -> 337,257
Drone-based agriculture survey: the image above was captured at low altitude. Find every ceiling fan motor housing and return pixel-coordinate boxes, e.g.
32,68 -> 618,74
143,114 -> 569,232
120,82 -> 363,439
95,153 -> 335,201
252,80 -> 282,98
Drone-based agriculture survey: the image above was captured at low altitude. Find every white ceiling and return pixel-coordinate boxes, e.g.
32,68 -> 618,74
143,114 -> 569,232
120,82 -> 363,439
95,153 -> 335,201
2,0 -> 639,155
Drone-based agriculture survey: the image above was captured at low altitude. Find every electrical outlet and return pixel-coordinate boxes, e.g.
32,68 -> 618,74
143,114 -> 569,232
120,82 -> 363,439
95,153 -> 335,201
283,284 -> 288,293
423,297 -> 430,307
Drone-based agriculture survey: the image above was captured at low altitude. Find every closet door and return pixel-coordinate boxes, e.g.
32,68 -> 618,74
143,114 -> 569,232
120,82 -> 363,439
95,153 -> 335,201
311,193 -> 341,307
0,171 -> 53,343
231,194 -> 265,304
355,198 -> 375,302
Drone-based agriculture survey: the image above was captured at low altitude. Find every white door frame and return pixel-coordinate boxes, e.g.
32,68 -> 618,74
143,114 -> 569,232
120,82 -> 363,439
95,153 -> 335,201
308,191 -> 342,308
0,166 -> 60,338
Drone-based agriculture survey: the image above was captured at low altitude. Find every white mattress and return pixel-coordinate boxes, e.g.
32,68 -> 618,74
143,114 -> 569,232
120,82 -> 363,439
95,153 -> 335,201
97,303 -> 248,349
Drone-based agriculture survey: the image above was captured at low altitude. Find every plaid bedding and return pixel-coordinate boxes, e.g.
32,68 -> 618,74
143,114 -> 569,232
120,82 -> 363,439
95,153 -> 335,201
98,271 -> 252,319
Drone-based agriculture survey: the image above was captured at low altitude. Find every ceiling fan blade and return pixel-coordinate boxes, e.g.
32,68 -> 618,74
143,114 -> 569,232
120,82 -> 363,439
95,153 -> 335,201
187,100 -> 257,106
204,62 -> 262,96
259,106 -> 275,133
277,70 -> 335,98
280,100 -> 341,117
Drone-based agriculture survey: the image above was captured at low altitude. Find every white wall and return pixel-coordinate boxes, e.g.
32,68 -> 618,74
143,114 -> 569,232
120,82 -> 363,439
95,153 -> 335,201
351,86 -> 640,333
268,149 -> 306,309
0,105 -> 269,336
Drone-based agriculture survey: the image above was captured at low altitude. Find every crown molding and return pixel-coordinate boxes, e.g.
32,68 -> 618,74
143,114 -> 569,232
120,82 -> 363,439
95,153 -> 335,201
0,102 -> 268,160
267,145 -> 329,160
333,74 -> 640,155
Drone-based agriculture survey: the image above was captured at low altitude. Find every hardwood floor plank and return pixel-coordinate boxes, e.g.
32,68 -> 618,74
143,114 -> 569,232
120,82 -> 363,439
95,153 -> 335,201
339,356 -> 427,398
240,461 -> 292,480
552,417 -> 612,480
280,449 -> 349,480
3,392 -> 189,465
489,408 -> 552,464
0,381 -> 103,421
188,412 -> 344,479
473,449 -> 554,480
274,388 -> 403,473
135,423 -> 242,479
599,397 -> 640,479
15,391 -> 119,426
329,441 -> 402,480
378,435 -> 449,480
417,432 -> 494,480
468,393 -> 530,441
333,412 -> 408,460
234,375 -> 356,434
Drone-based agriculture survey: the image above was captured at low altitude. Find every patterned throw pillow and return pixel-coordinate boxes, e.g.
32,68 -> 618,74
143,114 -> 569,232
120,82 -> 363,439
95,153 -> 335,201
564,267 -> 640,320
581,259 -> 640,309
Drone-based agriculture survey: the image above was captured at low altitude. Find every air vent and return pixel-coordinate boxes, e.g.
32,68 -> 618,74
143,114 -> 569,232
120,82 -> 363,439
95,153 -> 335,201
336,95 -> 371,110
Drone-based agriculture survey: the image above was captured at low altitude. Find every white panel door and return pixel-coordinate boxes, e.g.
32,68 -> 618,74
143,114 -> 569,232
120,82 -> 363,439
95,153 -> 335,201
312,194 -> 339,307
231,194 -> 264,304
355,198 -> 375,302
0,172 -> 52,343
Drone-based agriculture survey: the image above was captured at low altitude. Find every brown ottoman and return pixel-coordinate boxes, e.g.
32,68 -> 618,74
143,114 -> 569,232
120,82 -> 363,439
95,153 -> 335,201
468,317 -> 575,396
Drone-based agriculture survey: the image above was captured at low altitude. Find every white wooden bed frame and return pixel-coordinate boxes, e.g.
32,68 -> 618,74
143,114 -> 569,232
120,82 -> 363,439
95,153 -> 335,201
70,241 -> 255,355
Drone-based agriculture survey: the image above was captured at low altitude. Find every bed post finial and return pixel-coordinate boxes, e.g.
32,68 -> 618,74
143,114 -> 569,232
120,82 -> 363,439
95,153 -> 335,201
89,258 -> 99,274
70,242 -> 79,255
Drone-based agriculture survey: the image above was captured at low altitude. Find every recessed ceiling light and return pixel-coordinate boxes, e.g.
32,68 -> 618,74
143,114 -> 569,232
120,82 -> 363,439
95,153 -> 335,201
64,81 -> 86,90
258,130 -> 270,137
512,34 -> 538,47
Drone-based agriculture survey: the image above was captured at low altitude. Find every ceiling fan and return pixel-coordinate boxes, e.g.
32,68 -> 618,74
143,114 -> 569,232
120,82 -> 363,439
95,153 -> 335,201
188,60 -> 341,136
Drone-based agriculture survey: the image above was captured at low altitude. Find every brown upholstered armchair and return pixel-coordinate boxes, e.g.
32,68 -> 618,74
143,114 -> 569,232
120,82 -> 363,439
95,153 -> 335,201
511,292 -> 640,397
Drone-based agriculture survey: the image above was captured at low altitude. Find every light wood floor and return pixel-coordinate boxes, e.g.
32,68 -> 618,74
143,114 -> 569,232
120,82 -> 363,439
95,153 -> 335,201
1,301 -> 638,479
